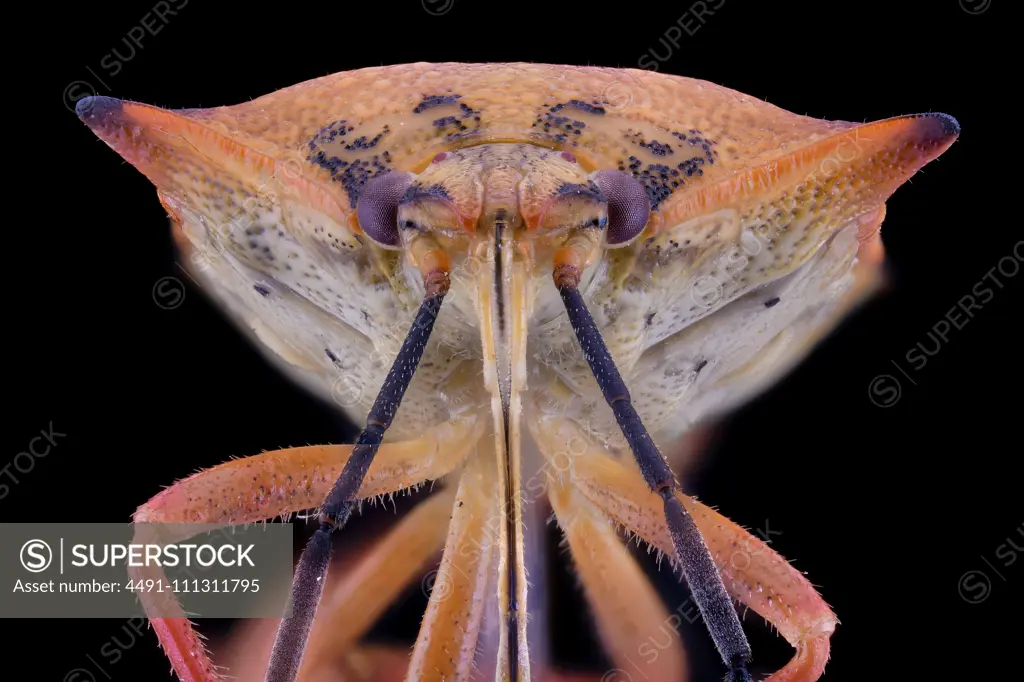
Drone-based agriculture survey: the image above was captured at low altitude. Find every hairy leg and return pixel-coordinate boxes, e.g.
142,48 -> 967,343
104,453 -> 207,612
548,474 -> 687,682
533,419 -> 837,682
406,445 -> 500,682
300,486 -> 457,679
132,417 -> 483,682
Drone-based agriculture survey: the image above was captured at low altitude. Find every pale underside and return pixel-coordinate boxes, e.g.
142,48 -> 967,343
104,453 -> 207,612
78,62 -> 957,681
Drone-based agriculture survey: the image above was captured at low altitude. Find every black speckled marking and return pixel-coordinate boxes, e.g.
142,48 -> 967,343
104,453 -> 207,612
402,183 -> 451,203
253,283 -> 271,297
345,125 -> 390,151
616,129 -> 719,210
626,130 -> 674,157
556,181 -> 605,202
551,99 -> 606,115
532,100 -> 606,145
413,94 -> 483,141
764,297 -> 781,308
532,112 -> 585,143
413,94 -> 462,113
616,158 -> 676,209
673,129 -> 719,165
677,156 -> 706,178
307,120 -> 395,208
309,120 -> 353,148
644,140 -> 673,156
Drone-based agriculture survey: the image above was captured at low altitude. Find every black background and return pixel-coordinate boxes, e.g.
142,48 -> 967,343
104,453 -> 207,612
8,0 -> 1019,680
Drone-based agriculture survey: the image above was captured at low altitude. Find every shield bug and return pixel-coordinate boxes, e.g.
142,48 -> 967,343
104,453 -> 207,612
75,63 -> 958,682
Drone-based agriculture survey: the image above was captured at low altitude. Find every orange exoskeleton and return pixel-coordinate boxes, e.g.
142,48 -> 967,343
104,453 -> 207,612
75,62 -> 958,682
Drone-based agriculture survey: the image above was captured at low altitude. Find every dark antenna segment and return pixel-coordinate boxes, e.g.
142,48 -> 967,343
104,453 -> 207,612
264,274 -> 449,682
554,261 -> 753,682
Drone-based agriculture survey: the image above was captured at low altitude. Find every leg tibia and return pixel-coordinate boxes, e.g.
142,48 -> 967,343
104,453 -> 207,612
548,475 -> 688,682
532,418 -> 836,682
133,417 -> 482,682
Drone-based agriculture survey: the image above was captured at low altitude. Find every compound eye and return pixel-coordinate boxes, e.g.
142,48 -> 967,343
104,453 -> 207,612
356,172 -> 414,248
591,170 -> 651,246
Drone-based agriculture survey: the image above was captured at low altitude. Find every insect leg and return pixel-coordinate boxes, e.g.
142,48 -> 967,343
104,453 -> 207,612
408,439 -> 500,681
554,263 -> 753,682
298,485 -> 456,679
265,274 -> 451,682
131,416 -> 478,682
233,440 -> 499,682
535,418 -> 837,682
547,474 -> 688,682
